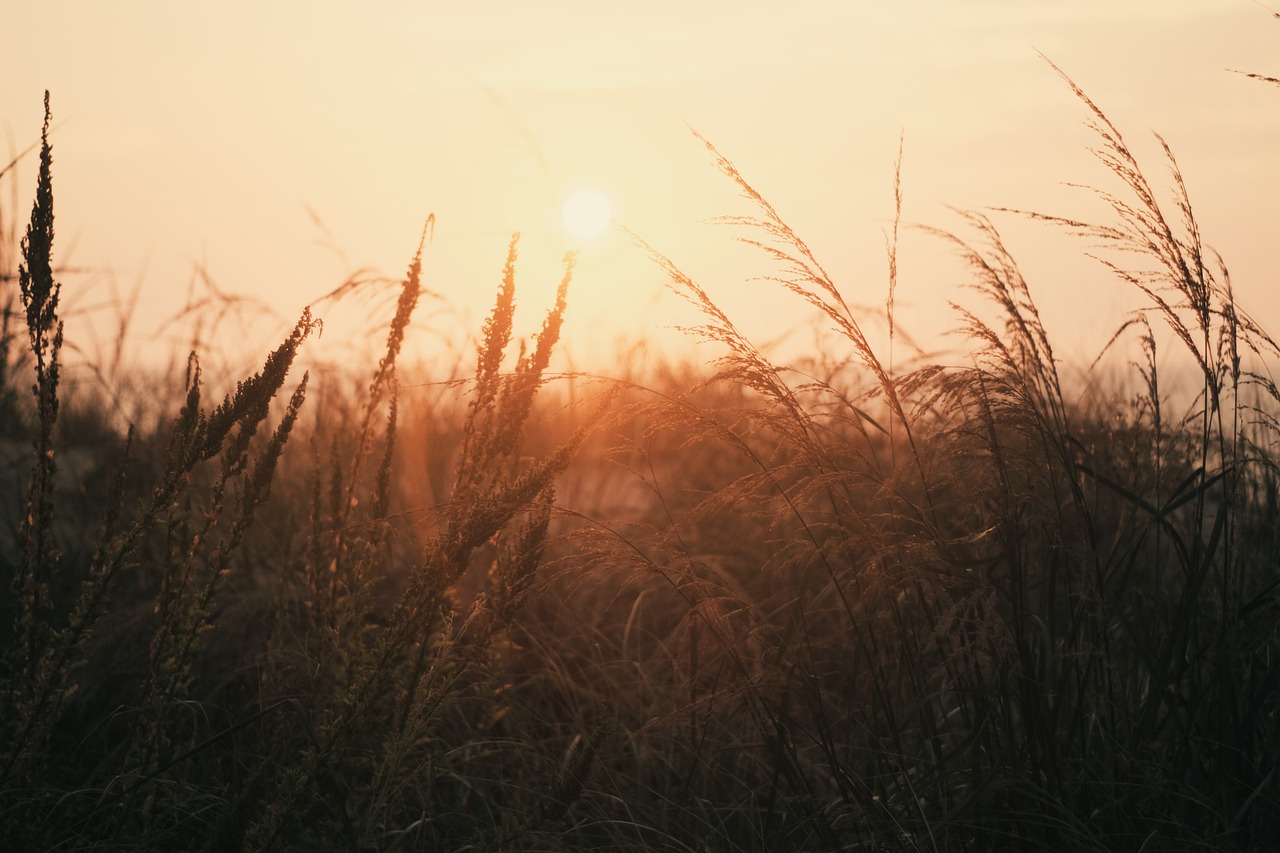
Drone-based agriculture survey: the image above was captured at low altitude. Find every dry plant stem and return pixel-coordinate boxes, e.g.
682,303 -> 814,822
695,131 -> 930,493
2,92 -> 62,786
250,236 -> 585,851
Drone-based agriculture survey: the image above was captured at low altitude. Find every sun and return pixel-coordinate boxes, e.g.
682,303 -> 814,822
561,190 -> 612,240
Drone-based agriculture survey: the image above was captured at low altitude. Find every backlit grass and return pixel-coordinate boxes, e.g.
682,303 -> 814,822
1,58 -> 1278,852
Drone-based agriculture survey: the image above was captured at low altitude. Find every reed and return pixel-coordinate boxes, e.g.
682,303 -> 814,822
0,46 -> 1276,853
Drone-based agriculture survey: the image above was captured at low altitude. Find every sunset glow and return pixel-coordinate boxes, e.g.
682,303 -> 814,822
2,5 -> 1279,848
561,189 -> 612,240
2,3 -> 1275,370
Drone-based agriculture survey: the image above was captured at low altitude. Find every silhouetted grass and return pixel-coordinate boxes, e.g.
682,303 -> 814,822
0,45 -> 1278,853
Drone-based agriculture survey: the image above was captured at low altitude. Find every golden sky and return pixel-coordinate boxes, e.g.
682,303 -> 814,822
3,2 -> 1277,377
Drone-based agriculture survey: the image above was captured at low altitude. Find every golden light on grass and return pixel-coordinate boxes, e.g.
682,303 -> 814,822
5,9 -> 1280,851
561,189 -> 612,239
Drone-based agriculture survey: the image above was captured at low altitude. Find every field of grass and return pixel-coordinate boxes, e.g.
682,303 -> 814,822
1,63 -> 1279,852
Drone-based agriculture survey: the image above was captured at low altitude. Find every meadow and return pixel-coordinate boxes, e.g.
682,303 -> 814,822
1,60 -> 1278,852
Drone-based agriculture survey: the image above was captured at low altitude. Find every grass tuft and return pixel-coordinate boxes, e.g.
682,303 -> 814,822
1,37 -> 1278,851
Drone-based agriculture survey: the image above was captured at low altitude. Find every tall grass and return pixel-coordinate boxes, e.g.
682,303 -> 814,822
0,47 -> 1277,853
0,95 -> 594,852
549,64 -> 1280,851
583,68 -> 1280,850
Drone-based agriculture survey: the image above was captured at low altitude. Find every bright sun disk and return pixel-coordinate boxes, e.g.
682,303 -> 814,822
562,190 -> 612,239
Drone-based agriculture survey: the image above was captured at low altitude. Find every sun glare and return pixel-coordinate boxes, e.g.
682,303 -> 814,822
561,190 -> 612,240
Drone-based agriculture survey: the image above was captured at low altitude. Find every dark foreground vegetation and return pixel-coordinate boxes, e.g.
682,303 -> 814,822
2,58 -> 1279,852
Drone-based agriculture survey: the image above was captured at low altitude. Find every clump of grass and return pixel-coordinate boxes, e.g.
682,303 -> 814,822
2,33 -> 1278,853
546,59 -> 1280,852
0,94 -> 319,848
0,94 -> 594,852
244,234 -> 596,851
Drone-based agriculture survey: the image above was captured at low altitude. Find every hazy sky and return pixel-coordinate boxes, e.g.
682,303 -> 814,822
2,2 -> 1277,377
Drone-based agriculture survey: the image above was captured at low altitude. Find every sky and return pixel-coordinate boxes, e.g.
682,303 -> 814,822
2,2 -> 1278,383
